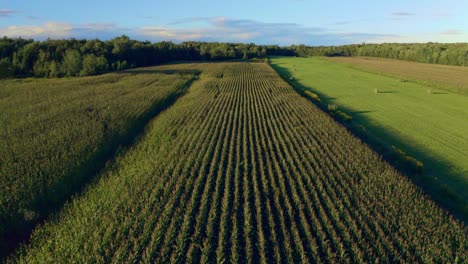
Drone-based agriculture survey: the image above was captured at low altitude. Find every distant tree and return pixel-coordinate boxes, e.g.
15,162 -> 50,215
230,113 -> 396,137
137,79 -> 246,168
199,45 -> 210,60
33,50 -> 50,77
62,49 -> 82,77
0,58 -> 14,78
12,52 -> 21,74
111,35 -> 130,60
80,54 -> 98,76
96,56 -> 109,74
227,48 -> 236,58
464,51 -> 468,67
49,60 -> 61,78
259,47 -> 267,58
243,50 -> 248,60
16,42 -> 40,75
211,47 -> 225,60
1,36 -> 467,79
116,60 -> 128,71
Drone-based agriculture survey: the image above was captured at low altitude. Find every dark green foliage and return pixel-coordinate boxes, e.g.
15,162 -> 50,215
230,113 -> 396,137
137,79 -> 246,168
0,58 -> 14,78
13,42 -> 40,75
115,60 -> 128,71
327,104 -> 338,111
304,91 -> 321,103
391,146 -> 424,174
325,103 -> 353,122
243,50 -> 249,60
335,110 -> 352,122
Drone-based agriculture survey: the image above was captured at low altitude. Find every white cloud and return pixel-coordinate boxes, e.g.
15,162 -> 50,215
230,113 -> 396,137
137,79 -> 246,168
0,22 -> 133,40
137,17 -> 268,43
136,17 -> 393,45
0,17 -> 400,45
367,31 -> 468,43
137,26 -> 204,41
0,22 -> 72,38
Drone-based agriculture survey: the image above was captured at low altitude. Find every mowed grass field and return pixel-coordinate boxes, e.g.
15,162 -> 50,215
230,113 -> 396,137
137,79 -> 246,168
270,56 -> 468,215
0,71 -> 193,256
328,56 -> 468,95
9,63 -> 466,263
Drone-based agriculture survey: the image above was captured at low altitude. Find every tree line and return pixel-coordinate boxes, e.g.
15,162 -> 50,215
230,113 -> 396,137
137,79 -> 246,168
0,36 -> 293,78
0,35 -> 466,78
293,43 -> 468,66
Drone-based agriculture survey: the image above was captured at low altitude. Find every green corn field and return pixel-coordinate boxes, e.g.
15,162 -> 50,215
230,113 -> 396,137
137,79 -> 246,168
7,63 -> 466,263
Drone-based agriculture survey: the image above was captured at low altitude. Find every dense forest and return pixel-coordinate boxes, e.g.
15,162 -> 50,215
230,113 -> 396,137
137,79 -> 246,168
0,35 -> 467,78
0,36 -> 293,78
294,43 -> 468,66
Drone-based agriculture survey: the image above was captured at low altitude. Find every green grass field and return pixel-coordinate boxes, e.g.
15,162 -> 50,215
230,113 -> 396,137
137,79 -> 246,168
328,56 -> 468,95
270,56 -> 468,216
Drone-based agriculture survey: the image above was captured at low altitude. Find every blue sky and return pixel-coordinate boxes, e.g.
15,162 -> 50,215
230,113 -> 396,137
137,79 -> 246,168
0,0 -> 467,45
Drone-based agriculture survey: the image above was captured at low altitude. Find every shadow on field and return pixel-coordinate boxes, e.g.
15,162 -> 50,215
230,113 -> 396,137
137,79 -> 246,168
433,92 -> 449,95
350,110 -> 373,115
270,63 -> 468,222
346,110 -> 375,119
378,90 -> 398,94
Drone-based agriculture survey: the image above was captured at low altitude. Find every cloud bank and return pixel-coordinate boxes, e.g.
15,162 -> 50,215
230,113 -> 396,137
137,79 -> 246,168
0,16 -> 418,45
158,17 -> 393,45
0,22 -> 132,40
0,22 -> 72,38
